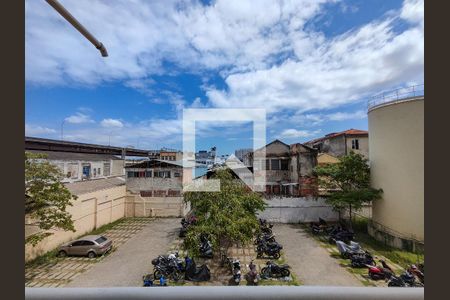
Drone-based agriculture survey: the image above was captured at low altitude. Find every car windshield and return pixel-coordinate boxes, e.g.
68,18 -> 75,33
95,236 -> 107,244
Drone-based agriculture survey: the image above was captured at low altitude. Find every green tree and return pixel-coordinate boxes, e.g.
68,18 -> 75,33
314,152 -> 382,226
183,168 -> 266,257
25,152 -> 76,245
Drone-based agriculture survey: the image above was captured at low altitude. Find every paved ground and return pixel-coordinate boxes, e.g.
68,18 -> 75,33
25,218 -> 153,288
273,223 -> 363,286
67,217 -> 180,287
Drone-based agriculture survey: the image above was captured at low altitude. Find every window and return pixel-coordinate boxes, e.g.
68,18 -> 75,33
93,168 -> 97,176
155,171 -> 171,178
281,159 -> 289,170
174,172 -> 181,177
272,185 -> 280,194
140,190 -> 153,197
145,171 -> 152,177
127,171 -> 134,178
352,139 -> 359,150
95,236 -> 107,244
98,168 -> 101,176
71,241 -> 84,247
265,159 -> 270,170
83,241 -> 95,246
271,159 -> 280,170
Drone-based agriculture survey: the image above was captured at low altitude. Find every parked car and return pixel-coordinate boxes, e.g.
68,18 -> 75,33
58,235 -> 112,258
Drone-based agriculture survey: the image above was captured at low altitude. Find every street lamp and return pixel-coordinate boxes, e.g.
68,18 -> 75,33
61,120 -> 65,141
45,0 -> 108,57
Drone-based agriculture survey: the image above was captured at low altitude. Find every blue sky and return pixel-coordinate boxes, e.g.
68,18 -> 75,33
25,0 -> 423,155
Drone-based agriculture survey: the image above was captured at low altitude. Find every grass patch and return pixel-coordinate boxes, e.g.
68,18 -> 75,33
88,217 -> 127,236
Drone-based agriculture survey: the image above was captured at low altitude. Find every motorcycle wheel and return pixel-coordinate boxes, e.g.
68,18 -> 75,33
261,267 -> 270,278
171,271 -> 181,282
273,252 -> 281,259
281,269 -> 290,277
153,270 -> 162,280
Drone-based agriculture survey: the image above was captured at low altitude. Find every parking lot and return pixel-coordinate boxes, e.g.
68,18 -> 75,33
26,218 -> 393,288
25,217 -> 156,287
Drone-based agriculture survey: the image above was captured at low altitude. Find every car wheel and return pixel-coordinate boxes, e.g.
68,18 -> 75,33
87,251 -> 96,259
58,250 -> 67,258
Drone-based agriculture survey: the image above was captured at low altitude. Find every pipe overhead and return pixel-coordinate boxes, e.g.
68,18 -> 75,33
45,0 -> 108,57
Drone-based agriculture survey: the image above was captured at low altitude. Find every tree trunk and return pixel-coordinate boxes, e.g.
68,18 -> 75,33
349,204 -> 353,229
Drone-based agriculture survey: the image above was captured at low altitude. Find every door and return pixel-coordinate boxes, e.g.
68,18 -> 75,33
68,240 -> 85,255
82,165 -> 91,179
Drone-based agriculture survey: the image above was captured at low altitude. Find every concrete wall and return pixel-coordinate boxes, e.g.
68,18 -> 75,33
323,135 -> 346,157
125,194 -> 189,217
258,196 -> 339,223
25,184 -> 126,262
368,97 -> 424,245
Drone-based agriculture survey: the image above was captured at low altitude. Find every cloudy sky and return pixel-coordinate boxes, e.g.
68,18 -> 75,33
25,0 -> 424,154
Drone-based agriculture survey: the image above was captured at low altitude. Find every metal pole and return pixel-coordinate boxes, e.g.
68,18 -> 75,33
61,120 -> 65,140
45,0 -> 108,57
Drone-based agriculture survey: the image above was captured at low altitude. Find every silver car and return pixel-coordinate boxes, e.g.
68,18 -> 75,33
58,235 -> 112,258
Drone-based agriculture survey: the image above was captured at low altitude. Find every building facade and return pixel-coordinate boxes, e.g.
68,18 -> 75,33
305,129 -> 369,158
125,160 -> 191,217
244,140 -> 318,197
27,150 -> 124,183
368,95 -> 424,251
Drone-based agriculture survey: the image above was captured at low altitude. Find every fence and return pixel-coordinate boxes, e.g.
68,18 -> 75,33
367,84 -> 424,111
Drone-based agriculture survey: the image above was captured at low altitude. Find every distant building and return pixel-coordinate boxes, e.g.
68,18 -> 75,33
160,150 -> 182,161
235,148 -> 252,162
27,150 -> 124,183
125,160 -> 192,217
244,140 -> 318,197
305,129 -> 369,158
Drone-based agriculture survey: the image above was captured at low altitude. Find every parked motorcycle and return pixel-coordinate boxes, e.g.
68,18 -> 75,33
184,257 -> 211,282
367,260 -> 394,280
254,233 -> 276,245
231,259 -> 242,285
310,218 -> 332,235
152,252 -> 184,272
259,219 -> 274,235
245,260 -> 259,286
199,234 -> 213,258
256,240 -> 282,259
388,270 -> 424,287
407,264 -> 424,284
335,240 -> 365,259
179,216 -> 197,238
261,261 -> 290,278
350,252 -> 376,268
153,260 -> 182,282
328,228 -> 355,244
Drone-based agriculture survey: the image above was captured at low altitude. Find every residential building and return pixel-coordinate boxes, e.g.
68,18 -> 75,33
235,148 -> 252,162
125,160 -> 192,217
244,140 -> 318,197
27,150 -> 124,183
159,150 -> 183,161
305,129 -> 369,158
368,93 -> 424,251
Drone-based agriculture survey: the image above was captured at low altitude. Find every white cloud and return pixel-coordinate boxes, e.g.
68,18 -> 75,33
100,118 -> 124,128
25,124 -> 56,136
280,128 -> 321,139
64,112 -> 94,124
327,110 -> 366,121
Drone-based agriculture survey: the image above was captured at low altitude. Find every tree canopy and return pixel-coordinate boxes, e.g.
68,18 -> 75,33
314,151 -> 382,222
183,168 -> 266,257
25,152 -> 76,245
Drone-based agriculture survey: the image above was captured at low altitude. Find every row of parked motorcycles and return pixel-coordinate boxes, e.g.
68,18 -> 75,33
310,218 -> 424,287
255,219 -> 283,259
146,251 -> 211,285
